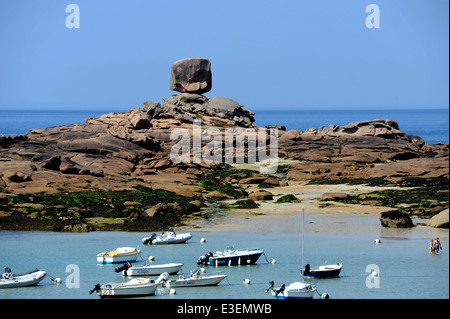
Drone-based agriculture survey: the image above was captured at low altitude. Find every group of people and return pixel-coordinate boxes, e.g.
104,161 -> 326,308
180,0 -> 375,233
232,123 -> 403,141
429,237 -> 442,254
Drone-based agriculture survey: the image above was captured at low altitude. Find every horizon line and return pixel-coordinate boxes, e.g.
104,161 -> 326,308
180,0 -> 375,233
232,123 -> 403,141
0,107 -> 448,112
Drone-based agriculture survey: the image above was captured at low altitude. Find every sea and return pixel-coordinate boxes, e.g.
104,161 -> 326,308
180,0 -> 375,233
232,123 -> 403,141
0,108 -> 449,144
0,215 -> 448,300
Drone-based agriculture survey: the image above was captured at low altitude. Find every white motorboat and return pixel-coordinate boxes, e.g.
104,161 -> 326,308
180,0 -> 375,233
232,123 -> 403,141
0,267 -> 47,289
165,270 -> 228,288
268,281 -> 316,299
115,262 -> 184,276
197,246 -> 264,266
90,273 -> 169,298
142,228 -> 192,245
97,247 -> 141,264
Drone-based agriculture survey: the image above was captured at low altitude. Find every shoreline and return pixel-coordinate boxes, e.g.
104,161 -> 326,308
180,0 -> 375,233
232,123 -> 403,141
178,181 -> 449,240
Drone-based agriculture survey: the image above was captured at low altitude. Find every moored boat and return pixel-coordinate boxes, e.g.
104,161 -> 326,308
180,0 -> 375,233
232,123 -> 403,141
97,247 -> 141,264
302,263 -> 342,278
115,262 -> 184,276
197,246 -> 264,266
267,280 -> 316,299
165,270 -> 228,288
0,267 -> 47,289
89,273 -> 169,298
142,228 -> 192,245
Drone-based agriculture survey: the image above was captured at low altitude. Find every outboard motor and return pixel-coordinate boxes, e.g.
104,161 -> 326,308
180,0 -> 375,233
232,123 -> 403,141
197,252 -> 213,265
142,233 -> 157,245
89,283 -> 101,295
155,272 -> 170,284
2,267 -> 12,280
304,264 -> 311,276
274,284 -> 285,296
115,262 -> 132,275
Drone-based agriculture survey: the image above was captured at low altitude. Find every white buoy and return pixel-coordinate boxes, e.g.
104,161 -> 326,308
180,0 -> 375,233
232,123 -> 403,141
200,238 -> 206,243
375,239 -> 381,244
199,267 -> 206,273
243,278 -> 251,285
371,271 -> 379,277
169,288 -> 176,295
270,259 -> 276,264
247,259 -> 251,264
321,292 -> 329,299
54,278 -> 62,284
149,256 -> 155,261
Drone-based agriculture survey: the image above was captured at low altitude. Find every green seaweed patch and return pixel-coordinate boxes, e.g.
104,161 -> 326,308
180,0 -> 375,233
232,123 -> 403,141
1,187 -> 198,219
276,194 -> 301,204
307,177 -> 389,186
195,164 -> 250,198
230,199 -> 260,209
338,178 -> 449,217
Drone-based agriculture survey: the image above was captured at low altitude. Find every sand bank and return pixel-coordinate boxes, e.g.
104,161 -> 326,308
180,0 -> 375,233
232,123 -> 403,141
180,181 -> 449,240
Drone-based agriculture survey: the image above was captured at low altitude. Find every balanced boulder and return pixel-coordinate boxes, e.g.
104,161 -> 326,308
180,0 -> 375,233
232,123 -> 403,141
170,58 -> 212,94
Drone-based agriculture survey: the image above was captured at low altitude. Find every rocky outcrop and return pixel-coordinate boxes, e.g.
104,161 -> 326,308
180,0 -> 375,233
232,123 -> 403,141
287,156 -> 449,183
427,209 -> 449,228
1,58 -> 448,232
380,210 -> 414,228
278,119 -> 445,164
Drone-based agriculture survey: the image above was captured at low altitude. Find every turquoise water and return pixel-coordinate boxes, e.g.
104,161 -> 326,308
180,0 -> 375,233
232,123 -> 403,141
0,215 -> 448,299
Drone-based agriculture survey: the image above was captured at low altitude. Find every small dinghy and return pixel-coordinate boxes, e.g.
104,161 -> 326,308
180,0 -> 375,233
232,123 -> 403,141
164,270 -> 228,288
142,228 -> 192,245
89,273 -> 169,298
302,263 -> 342,278
197,246 -> 264,266
0,267 -> 47,289
115,262 -> 184,276
97,247 -> 141,264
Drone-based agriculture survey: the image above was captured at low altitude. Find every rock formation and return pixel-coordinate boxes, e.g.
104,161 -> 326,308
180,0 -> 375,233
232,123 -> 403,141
427,208 -> 449,228
0,58 -> 448,231
380,210 -> 414,228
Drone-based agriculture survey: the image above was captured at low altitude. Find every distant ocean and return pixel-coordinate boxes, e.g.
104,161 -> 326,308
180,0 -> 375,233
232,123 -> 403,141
0,109 -> 448,145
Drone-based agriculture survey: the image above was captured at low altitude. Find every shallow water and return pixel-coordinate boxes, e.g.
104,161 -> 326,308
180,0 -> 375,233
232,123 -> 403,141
0,215 -> 448,299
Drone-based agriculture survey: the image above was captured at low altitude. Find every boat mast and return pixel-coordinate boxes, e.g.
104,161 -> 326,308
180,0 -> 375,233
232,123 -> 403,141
302,208 -> 304,282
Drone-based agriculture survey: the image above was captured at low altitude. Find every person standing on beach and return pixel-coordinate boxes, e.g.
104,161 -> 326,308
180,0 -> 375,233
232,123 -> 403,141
429,239 -> 435,254
434,238 -> 442,254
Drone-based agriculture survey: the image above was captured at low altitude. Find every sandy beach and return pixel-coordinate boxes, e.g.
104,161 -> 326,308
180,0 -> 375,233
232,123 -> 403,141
180,181 -> 449,241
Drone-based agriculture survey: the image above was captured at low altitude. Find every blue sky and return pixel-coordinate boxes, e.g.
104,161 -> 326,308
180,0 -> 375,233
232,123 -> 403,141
0,0 -> 448,111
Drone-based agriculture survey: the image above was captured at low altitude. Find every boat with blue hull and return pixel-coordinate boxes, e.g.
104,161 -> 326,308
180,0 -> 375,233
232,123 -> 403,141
197,247 -> 264,266
302,263 -> 342,278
